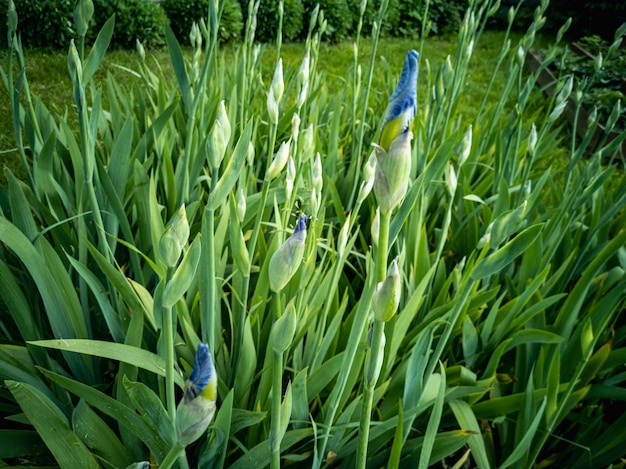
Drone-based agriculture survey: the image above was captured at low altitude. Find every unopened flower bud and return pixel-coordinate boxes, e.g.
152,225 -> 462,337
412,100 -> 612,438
266,140 -> 291,181
176,343 -> 217,446
272,299 -> 296,354
267,88 -> 279,125
159,204 -> 190,267
207,101 -> 231,169
236,188 -> 246,222
459,125 -> 472,166
291,113 -> 301,144
374,131 -> 412,213
371,208 -> 380,247
285,157 -> 296,201
272,58 -> 284,103
311,152 -> 323,193
372,258 -> 401,322
528,123 -> 537,155
269,215 -> 307,292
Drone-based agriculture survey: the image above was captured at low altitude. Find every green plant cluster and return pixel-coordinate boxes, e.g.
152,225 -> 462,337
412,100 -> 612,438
2,0 -> 626,468
1,0 -> 75,48
162,0 -> 243,45
4,0 -> 167,48
552,34 -> 626,132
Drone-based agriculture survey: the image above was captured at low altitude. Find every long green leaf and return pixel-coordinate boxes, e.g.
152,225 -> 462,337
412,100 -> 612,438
7,380 -> 100,469
29,339 -> 183,388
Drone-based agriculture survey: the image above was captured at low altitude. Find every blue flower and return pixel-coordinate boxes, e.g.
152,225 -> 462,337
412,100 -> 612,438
374,51 -> 419,213
184,342 -> 216,402
379,50 -> 419,152
176,343 -> 217,446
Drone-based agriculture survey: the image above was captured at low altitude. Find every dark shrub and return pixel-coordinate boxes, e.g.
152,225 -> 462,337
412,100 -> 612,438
90,0 -> 168,48
252,0 -> 304,43
303,0 -> 350,41
9,0 -> 74,48
162,0 -> 243,45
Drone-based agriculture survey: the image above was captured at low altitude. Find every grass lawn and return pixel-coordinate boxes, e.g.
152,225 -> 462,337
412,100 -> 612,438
1,30 -> 536,186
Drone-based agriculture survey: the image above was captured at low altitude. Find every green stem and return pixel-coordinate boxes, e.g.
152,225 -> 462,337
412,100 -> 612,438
270,292 -> 284,469
202,203 -> 217,349
164,267 -> 176,422
356,210 -> 391,468
160,442 -> 185,469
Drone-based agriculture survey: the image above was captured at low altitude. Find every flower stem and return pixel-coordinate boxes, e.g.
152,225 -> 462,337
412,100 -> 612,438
270,292 -> 284,469
160,442 -> 185,469
164,266 -> 176,421
356,209 -> 391,468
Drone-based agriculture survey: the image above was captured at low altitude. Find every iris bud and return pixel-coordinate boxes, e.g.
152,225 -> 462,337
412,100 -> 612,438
176,343 -> 217,446
159,204 -> 190,268
269,215 -> 307,292
272,299 -> 297,354
372,258 -> 401,322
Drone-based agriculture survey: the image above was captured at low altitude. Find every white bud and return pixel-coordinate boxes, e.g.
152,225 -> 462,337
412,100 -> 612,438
266,140 -> 291,181
311,152 -> 323,193
271,58 -> 285,103
459,125 -> 472,166
291,113 -> 301,144
528,123 -> 537,155
285,157 -> 296,201
267,88 -> 279,125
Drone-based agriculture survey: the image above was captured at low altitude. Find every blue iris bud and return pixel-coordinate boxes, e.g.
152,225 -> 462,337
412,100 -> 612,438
176,343 -> 217,446
374,50 -> 419,213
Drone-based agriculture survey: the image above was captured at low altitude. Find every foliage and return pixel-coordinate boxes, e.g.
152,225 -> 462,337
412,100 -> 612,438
5,0 -> 74,48
162,0 -> 243,45
544,0 -> 626,40
551,33 -> 626,131
303,0 -> 351,41
253,0 -> 305,43
2,0 -> 626,468
90,0 -> 168,48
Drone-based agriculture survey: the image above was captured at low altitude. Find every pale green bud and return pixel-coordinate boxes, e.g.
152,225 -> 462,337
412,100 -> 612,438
594,52 -> 603,73
372,258 -> 401,322
310,188 -> 320,217
291,113 -> 301,144
528,123 -> 537,155
371,208 -> 380,247
269,215 -> 307,292
267,88 -> 279,125
159,204 -> 190,268
176,394 -> 216,446
364,330 -> 385,387
8,1 -> 17,36
266,140 -> 291,181
311,152 -> 323,194
459,125 -> 472,166
337,214 -> 351,258
298,50 -> 310,88
357,150 -> 377,204
271,58 -> 285,103
207,101 -> 231,169
73,0 -> 94,37
446,163 -> 457,196
68,41 -> 83,81
285,157 -> 296,201
272,299 -> 296,354
301,125 -> 314,161
236,188 -> 246,222
373,131 -> 412,213
136,40 -> 146,62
